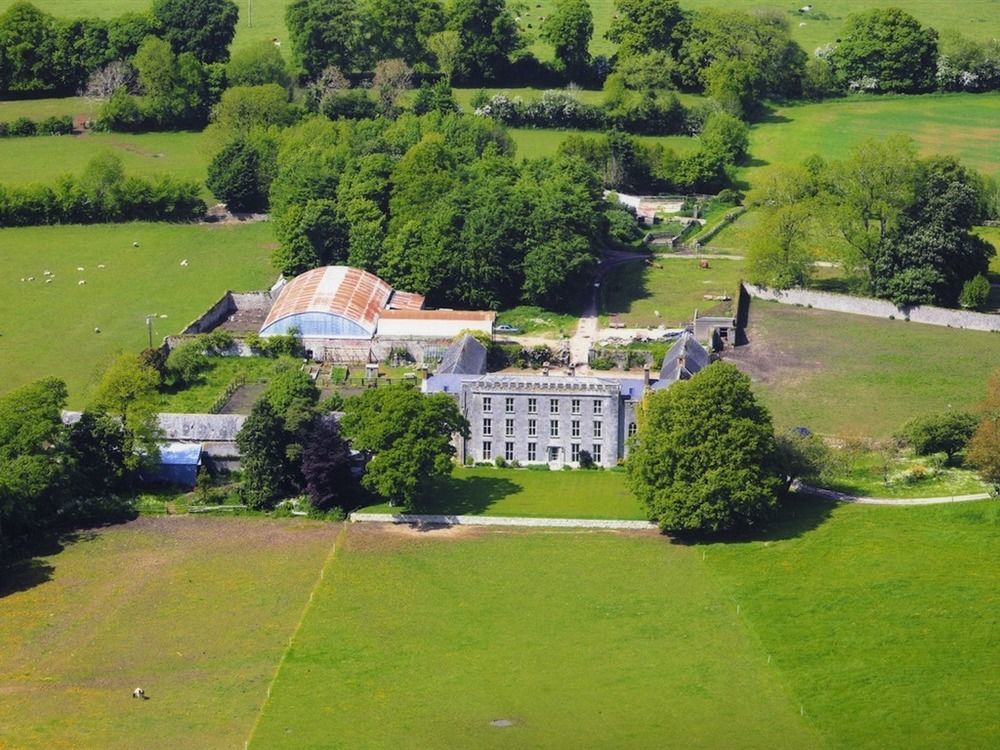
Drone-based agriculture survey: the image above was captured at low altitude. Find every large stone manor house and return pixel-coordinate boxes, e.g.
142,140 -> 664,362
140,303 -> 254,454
423,332 -> 711,468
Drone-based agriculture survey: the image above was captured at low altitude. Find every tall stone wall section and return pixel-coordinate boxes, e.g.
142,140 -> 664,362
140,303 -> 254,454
742,283 -> 1000,333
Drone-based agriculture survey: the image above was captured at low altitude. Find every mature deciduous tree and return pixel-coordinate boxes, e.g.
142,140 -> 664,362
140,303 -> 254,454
340,384 -> 469,508
446,0 -> 522,84
226,42 -> 290,88
540,0 -> 593,78
89,353 -> 162,473
606,0 -> 684,59
236,398 -> 289,509
207,138 -> 267,212
898,412 -> 979,463
831,8 -> 937,93
286,0 -> 362,77
302,417 -> 354,510
627,362 -> 783,533
152,0 -> 239,64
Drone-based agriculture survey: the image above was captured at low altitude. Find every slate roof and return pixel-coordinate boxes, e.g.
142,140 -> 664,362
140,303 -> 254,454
658,331 -> 710,382
436,334 -> 488,375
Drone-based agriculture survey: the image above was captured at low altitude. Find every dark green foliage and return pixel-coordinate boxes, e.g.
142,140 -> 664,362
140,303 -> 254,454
605,204 -> 642,243
367,0 -> 445,67
959,274 -> 991,310
236,399 -> 290,509
68,411 -> 129,498
207,139 -> 267,212
898,412 -> 979,462
540,0 -> 593,78
97,37 -> 210,131
627,362 -> 783,533
340,384 -> 469,508
0,378 -> 71,544
286,0 -> 363,77
165,341 -> 209,387
0,1 -> 63,92
774,430 -> 834,491
273,198 -> 346,276
301,416 -> 354,510
319,89 -> 378,120
606,0 -> 684,59
152,0 -> 239,64
412,78 -> 458,115
211,84 -> 299,135
226,42 -> 291,88
447,0 -> 523,84
831,8 -> 938,94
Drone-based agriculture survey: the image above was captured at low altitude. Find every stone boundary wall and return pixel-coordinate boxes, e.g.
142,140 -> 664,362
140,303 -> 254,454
350,512 -> 659,530
743,283 -> 1000,332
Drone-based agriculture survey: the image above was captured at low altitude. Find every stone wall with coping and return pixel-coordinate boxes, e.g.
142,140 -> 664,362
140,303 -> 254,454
743,283 -> 1000,332
349,513 -> 658,530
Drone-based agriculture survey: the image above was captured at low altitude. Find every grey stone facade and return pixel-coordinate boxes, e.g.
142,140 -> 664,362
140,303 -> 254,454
424,331 -> 709,469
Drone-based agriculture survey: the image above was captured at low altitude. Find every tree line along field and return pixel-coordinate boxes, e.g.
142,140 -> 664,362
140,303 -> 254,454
5,0 -> 999,61
0,222 -> 275,406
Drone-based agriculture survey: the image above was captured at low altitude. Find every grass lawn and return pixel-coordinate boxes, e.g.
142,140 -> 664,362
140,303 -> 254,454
0,130 -> 212,197
743,93 -> 1000,191
0,96 -> 94,121
249,524 -> 820,749
0,222 -> 276,406
601,257 -> 745,328
726,301 -> 1000,438
360,466 -> 645,519
0,515 -> 340,750
705,497 -> 1000,749
495,304 -> 578,336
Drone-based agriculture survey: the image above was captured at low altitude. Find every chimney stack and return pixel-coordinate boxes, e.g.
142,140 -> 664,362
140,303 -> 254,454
643,365 -> 651,389
568,363 -> 576,377
543,361 -> 550,376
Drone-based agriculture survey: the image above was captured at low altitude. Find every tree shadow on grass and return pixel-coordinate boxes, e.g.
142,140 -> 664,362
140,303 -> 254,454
0,528 -> 101,599
414,475 -> 523,516
601,262 -> 650,319
666,493 -> 838,546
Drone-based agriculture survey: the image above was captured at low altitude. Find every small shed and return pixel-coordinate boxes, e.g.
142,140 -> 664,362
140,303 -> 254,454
151,443 -> 203,487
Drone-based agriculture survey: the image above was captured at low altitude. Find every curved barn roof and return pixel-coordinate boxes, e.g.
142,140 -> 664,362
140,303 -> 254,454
261,266 -> 395,337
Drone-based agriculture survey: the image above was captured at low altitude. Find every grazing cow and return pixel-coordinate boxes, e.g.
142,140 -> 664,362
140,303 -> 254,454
132,687 -> 145,699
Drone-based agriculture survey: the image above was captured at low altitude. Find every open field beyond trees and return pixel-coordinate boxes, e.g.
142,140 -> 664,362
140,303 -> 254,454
6,0 -> 998,62
726,302 -> 1000,438
0,222 -> 275,405
0,516 -> 340,750
0,131 -> 211,197
743,93 -> 1000,189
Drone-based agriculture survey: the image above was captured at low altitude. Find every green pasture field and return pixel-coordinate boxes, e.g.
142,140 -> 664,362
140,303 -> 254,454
728,301 -> 1000,438
0,130 -> 211,196
0,96 -> 93,121
743,93 -> 1000,189
705,497 -> 1000,749
249,524 -> 820,749
0,221 -> 276,406
523,0 -> 1000,60
360,466 -> 646,519
601,256 -> 745,328
823,451 -> 988,498
0,515 -> 340,750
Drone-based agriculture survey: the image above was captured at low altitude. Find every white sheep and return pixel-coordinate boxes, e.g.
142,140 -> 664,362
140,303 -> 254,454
180,259 -> 188,267
78,280 -> 86,285
98,264 -> 106,269
77,266 -> 85,272
132,241 -> 139,247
